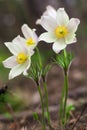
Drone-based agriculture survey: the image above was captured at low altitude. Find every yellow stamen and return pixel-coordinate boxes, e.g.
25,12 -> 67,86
55,26 -> 68,39
26,38 -> 35,46
17,53 -> 27,64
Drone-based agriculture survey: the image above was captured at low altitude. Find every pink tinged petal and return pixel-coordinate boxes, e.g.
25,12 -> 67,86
52,39 -> 66,53
9,60 -> 30,79
3,56 -> 17,69
67,18 -> 80,33
39,32 -> 57,43
57,8 -> 69,26
21,24 -> 34,39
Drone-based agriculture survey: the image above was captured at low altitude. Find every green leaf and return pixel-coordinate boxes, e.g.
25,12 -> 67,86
33,112 -> 39,121
42,64 -> 52,77
54,52 -> 65,68
66,104 -> 75,121
66,104 -> 75,113
44,111 -> 49,120
29,48 -> 52,82
54,51 -> 74,70
66,52 -> 74,69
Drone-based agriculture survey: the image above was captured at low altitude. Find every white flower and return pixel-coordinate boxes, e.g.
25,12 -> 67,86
36,6 -> 80,53
36,5 -> 57,31
3,36 -> 33,79
17,24 -> 38,50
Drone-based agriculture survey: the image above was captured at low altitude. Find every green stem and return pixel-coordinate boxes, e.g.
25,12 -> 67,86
43,82 -> 50,124
59,80 -> 66,125
63,71 -> 68,124
59,49 -> 69,126
37,85 -> 46,130
63,49 -> 68,124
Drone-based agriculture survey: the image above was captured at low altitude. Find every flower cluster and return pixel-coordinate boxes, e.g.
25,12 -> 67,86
3,6 -> 80,80
3,24 -> 38,79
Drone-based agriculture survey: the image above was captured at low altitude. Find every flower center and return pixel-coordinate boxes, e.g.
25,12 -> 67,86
26,38 -> 35,46
17,53 -> 27,64
55,26 -> 68,38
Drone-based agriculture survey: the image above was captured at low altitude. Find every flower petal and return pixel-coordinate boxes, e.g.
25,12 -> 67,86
13,35 -> 35,56
9,60 -> 30,79
4,42 -> 20,55
12,36 -> 28,55
65,33 -> 77,44
39,32 -> 57,43
67,37 -> 77,44
27,49 -> 35,57
36,6 -> 57,32
3,56 -> 17,68
36,16 -> 57,32
52,39 -> 66,53
67,18 -> 80,33
32,30 -> 38,43
21,24 -> 34,39
23,58 -> 31,75
43,5 -> 56,18
14,35 -> 26,45
57,8 -> 69,26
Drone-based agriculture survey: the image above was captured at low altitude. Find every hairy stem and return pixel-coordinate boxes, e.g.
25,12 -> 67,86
43,82 -> 50,124
37,85 -> 46,130
59,49 -> 69,126
63,71 -> 68,124
59,81 -> 66,125
63,49 -> 69,124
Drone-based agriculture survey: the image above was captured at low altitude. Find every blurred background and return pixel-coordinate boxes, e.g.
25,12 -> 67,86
0,0 -> 87,117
